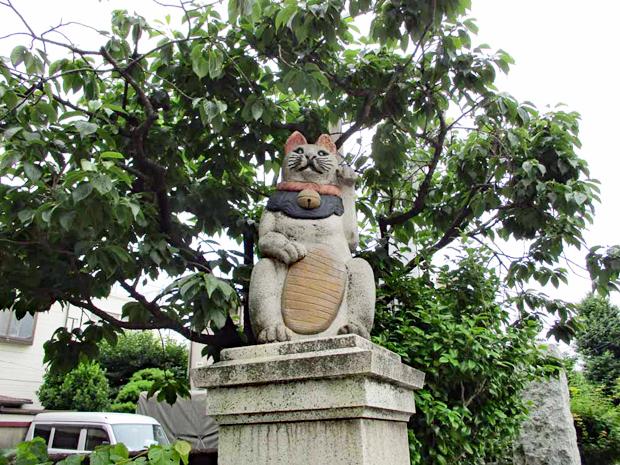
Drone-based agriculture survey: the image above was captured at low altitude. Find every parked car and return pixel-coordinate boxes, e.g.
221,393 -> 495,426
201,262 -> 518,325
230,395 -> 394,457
25,412 -> 169,454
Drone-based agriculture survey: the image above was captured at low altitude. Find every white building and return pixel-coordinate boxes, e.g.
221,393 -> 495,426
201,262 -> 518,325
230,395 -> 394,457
0,294 -> 130,447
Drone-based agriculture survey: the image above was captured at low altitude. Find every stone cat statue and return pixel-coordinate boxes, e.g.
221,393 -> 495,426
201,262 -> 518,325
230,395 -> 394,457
249,131 -> 375,343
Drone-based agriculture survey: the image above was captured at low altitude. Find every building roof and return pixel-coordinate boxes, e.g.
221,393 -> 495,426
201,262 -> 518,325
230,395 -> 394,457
0,395 -> 33,407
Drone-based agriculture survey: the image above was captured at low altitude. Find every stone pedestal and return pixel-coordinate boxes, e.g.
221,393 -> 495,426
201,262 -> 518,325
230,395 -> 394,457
191,335 -> 424,465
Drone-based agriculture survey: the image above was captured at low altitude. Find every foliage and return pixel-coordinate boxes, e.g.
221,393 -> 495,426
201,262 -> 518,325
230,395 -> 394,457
373,249 -> 559,464
0,438 -> 191,465
569,371 -> 620,465
110,367 -> 170,413
37,361 -> 110,412
0,0 -> 617,384
575,295 -> 620,394
97,331 -> 188,394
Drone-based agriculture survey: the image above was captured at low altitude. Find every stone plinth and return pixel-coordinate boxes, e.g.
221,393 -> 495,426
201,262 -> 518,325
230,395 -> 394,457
191,335 -> 424,465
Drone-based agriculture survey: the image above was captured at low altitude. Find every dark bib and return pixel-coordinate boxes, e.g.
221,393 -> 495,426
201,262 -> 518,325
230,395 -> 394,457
266,191 -> 344,219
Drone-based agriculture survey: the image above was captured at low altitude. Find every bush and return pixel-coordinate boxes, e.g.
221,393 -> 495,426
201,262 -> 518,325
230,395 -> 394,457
373,250 -> 557,465
0,438 -> 191,465
98,331 -> 188,395
569,371 -> 620,465
110,368 -> 169,413
38,362 -> 110,411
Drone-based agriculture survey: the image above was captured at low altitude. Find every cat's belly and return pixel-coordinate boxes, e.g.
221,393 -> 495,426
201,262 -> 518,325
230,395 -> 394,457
281,244 -> 347,334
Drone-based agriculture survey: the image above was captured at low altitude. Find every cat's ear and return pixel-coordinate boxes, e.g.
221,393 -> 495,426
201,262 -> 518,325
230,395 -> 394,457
315,134 -> 337,154
285,131 -> 307,154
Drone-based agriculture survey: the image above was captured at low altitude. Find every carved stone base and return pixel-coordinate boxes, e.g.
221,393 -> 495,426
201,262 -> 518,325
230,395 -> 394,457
191,335 -> 425,465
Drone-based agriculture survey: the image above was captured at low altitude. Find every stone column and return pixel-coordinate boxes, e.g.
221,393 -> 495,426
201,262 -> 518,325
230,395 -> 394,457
191,334 -> 424,465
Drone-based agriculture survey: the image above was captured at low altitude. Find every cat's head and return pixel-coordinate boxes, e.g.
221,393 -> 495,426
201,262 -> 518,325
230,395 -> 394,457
281,131 -> 340,184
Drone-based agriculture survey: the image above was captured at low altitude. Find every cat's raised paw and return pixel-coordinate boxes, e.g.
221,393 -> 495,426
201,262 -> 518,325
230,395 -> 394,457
336,165 -> 358,186
257,324 -> 293,343
337,323 -> 370,339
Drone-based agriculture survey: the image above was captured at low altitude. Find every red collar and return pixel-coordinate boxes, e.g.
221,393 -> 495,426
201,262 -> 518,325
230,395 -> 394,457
276,181 -> 342,197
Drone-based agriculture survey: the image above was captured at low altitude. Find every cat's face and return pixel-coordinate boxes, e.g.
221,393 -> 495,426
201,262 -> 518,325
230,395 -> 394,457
282,132 -> 339,184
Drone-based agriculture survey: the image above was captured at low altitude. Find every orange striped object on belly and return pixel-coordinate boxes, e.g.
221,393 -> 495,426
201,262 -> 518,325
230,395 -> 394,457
282,245 -> 346,334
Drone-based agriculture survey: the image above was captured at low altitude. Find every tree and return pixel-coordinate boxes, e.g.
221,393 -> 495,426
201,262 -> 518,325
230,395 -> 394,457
1,0 -> 618,390
110,367 -> 170,413
575,295 -> 620,394
374,249 -> 557,464
37,361 -> 110,411
97,331 -> 188,395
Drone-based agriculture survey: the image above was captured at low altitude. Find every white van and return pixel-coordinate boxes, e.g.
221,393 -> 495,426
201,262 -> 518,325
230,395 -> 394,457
25,412 -> 169,454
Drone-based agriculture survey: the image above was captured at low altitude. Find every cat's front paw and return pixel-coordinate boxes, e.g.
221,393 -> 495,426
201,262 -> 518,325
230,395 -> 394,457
338,323 -> 370,339
280,241 -> 307,265
257,324 -> 293,343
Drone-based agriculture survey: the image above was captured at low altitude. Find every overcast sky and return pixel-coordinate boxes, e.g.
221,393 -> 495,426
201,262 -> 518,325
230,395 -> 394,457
1,0 -> 618,306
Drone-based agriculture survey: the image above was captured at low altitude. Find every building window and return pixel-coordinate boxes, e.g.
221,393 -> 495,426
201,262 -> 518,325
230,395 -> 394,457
0,310 -> 36,344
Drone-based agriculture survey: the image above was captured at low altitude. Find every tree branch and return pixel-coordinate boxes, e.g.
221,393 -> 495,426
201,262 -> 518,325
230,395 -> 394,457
382,113 -> 447,226
119,282 -> 221,345
67,298 -> 165,330
335,93 -> 375,148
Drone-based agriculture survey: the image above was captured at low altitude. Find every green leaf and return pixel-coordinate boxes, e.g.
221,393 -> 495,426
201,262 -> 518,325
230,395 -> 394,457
251,101 -> 263,120
57,454 -> 85,465
109,443 -> 129,461
90,447 -> 111,465
72,183 -> 93,203
37,102 -> 57,123
23,162 -> 42,182
122,302 -> 152,323
59,211 -> 76,231
41,206 -> 55,224
174,441 -> 191,465
10,45 -> 28,67
147,446 -> 164,465
275,5 -> 297,31
208,49 -> 223,79
190,45 -> 208,79
91,174 -> 114,195
573,192 -> 587,205
101,151 -> 124,159
74,121 -> 98,138
3,127 -> 22,140
17,209 -> 35,224
203,274 -> 218,298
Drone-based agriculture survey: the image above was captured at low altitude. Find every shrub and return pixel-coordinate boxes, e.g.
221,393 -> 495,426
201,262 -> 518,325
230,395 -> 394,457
110,368 -> 170,413
38,361 -> 110,411
98,332 -> 188,395
0,438 -> 191,465
373,250 -> 558,464
569,371 -> 620,465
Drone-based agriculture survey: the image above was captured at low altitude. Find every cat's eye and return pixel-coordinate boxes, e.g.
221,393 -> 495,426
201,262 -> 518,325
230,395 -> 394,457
294,147 -> 304,154
318,150 -> 328,157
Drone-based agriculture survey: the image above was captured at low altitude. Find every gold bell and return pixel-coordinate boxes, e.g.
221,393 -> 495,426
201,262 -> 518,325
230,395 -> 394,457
297,189 -> 321,209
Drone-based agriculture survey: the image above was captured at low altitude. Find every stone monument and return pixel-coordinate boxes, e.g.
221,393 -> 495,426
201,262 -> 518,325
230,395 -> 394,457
513,348 -> 581,465
192,132 -> 424,464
